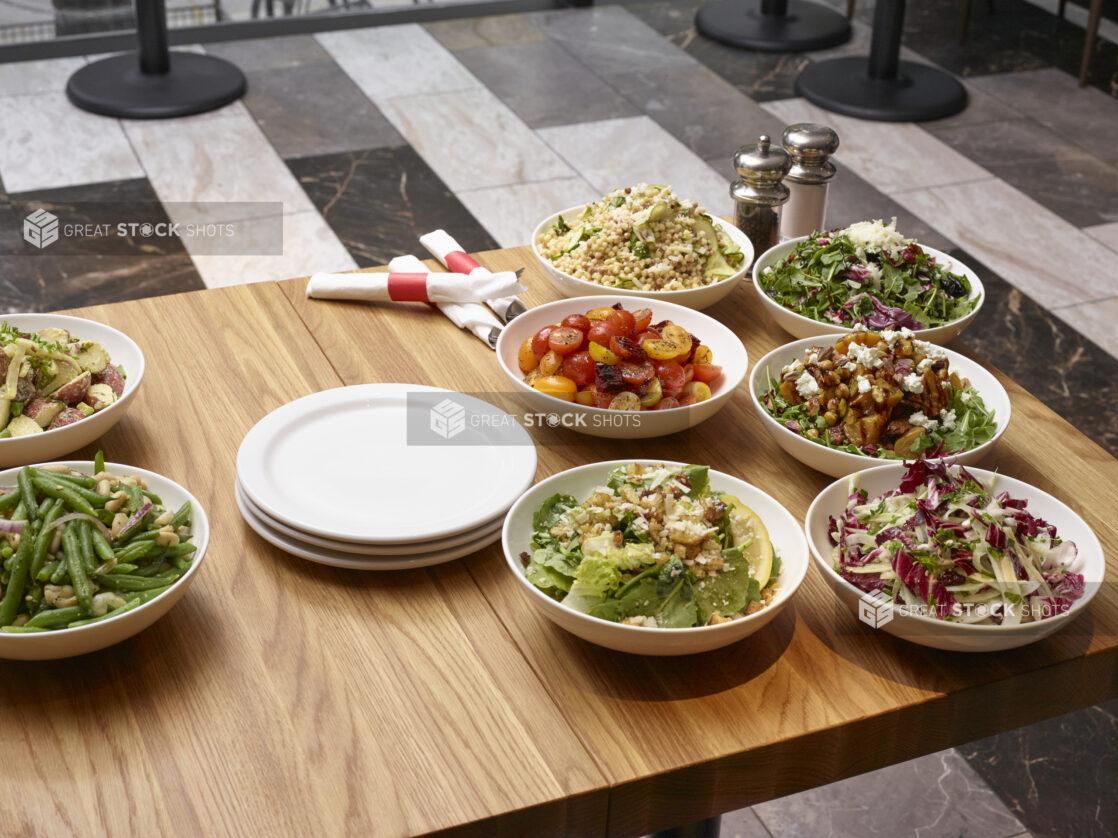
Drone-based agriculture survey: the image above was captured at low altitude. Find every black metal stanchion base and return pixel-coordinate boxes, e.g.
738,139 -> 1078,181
695,0 -> 851,52
795,55 -> 967,122
67,52 -> 246,119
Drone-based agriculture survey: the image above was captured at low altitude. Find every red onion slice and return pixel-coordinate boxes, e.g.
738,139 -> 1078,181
0,519 -> 26,534
117,502 -> 153,540
42,511 -> 113,541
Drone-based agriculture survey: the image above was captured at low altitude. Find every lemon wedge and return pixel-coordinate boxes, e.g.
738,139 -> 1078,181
720,494 -> 774,586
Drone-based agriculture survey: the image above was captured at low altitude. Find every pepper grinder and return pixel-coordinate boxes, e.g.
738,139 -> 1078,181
730,135 -> 792,263
780,122 -> 839,239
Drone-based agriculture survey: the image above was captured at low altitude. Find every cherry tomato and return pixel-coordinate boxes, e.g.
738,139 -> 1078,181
609,334 -> 646,362
655,361 -> 687,397
638,377 -> 663,407
630,308 -> 652,333
682,362 -> 694,383
587,321 -> 621,347
517,337 -> 538,373
620,362 -> 654,389
592,388 -> 614,409
655,396 -> 681,410
691,363 -> 722,383
589,341 -> 622,365
607,308 -> 636,336
531,325 -> 556,358
561,351 -> 595,387
548,326 -> 584,356
534,375 -> 577,401
608,391 -> 641,411
586,306 -> 615,321
574,387 -> 595,406
539,350 -> 562,376
682,381 -> 712,402
561,314 -> 591,333
692,345 -> 713,365
678,394 -> 698,407
634,328 -> 661,347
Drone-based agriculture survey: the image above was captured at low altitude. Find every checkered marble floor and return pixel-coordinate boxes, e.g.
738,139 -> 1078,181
0,3 -> 1115,836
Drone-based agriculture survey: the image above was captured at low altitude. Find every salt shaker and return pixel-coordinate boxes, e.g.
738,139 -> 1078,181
780,123 -> 839,239
730,135 -> 792,263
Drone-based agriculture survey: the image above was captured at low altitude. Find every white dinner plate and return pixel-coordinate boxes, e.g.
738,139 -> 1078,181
236,383 -> 536,544
235,476 -> 504,555
235,481 -> 501,570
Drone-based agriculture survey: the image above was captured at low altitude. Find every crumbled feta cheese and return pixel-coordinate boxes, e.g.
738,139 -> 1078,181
839,218 -> 913,259
901,372 -> 925,394
848,341 -> 882,368
781,359 -> 805,379
917,358 -> 933,372
807,352 -> 819,365
881,329 -> 897,344
856,375 -> 872,394
908,411 -> 939,432
795,371 -> 821,399
939,409 -> 957,430
914,339 -> 946,361
960,390 -> 972,403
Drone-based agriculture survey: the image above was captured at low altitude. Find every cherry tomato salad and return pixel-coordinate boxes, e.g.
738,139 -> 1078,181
517,304 -> 723,410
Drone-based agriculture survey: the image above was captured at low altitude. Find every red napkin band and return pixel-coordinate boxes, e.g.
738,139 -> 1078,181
385,272 -> 430,302
444,250 -> 480,275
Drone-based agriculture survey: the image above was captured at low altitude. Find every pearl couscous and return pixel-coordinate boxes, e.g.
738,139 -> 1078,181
536,184 -> 744,292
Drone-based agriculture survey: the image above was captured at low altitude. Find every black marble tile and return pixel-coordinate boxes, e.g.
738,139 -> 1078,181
287,145 -> 498,269
0,178 -> 204,312
949,247 -> 1118,457
959,700 -> 1117,838
624,0 -> 808,102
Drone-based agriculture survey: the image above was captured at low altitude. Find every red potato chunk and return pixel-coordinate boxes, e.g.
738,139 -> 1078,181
52,371 -> 91,406
91,363 -> 125,398
23,398 -> 64,428
48,408 -> 86,430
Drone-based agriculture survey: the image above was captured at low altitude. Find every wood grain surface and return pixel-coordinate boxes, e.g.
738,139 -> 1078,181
1,282 -> 608,838
278,247 -> 1117,837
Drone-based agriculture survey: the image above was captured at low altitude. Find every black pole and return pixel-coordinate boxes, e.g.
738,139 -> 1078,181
136,0 -> 170,75
695,0 -> 851,52
760,0 -> 787,14
867,0 -> 904,80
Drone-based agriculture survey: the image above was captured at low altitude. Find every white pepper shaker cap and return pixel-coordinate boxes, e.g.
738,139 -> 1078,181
781,123 -> 839,185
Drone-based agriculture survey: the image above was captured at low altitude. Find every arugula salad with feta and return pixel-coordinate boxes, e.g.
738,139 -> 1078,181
519,463 -> 781,628
758,219 -> 979,330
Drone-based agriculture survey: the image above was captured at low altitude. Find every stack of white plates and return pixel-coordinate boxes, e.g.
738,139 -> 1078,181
235,383 -> 537,570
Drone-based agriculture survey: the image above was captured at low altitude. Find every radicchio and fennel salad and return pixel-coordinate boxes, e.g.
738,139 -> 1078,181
830,459 -> 1084,624
758,220 -> 979,331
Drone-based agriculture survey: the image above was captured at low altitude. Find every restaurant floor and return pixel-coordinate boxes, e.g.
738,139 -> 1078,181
0,1 -> 1115,835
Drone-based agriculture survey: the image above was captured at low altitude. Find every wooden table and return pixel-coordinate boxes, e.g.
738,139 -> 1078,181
4,247 -> 1115,837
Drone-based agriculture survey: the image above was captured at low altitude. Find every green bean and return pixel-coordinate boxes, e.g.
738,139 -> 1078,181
90,527 -> 116,565
0,489 -> 19,512
36,496 -> 52,518
2,625 -> 47,633
77,521 -> 96,575
109,563 -> 138,574
96,572 -> 180,591
26,605 -> 82,628
0,429 -> 10,439
37,560 -> 60,582
126,585 -> 172,604
94,450 -> 105,474
49,561 -> 70,585
62,524 -> 93,615
10,500 -> 26,523
32,468 -> 96,489
17,468 -> 38,524
66,598 -> 141,628
1,545 -> 11,560
165,542 -> 196,558
114,541 -> 154,564
3,553 -> 13,573
122,484 -> 143,515
168,501 -> 191,530
33,472 -> 107,507
0,521 -> 35,625
31,478 -> 94,517
132,561 -> 163,577
29,499 -> 64,580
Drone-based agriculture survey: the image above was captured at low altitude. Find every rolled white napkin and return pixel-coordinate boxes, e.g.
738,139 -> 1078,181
306,268 -> 522,303
387,255 -> 503,349
419,229 -> 525,322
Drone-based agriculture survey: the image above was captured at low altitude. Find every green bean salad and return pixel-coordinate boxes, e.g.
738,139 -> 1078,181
0,454 -> 194,633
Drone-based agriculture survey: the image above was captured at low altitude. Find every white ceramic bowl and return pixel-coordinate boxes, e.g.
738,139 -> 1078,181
0,460 -> 209,660
0,314 -> 145,468
532,205 -> 754,310
496,295 -> 747,439
752,236 -> 984,343
805,463 -> 1105,652
750,336 -> 1010,478
502,459 -> 808,655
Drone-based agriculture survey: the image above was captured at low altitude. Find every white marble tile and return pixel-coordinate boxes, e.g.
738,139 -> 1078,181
1085,221 -> 1118,255
188,211 -> 357,288
1053,297 -> 1118,361
537,116 -> 732,216
122,104 -> 314,225
762,97 -> 993,194
457,177 -> 600,248
0,92 -> 143,193
378,88 -> 575,191
0,57 -> 86,97
898,179 -> 1118,308
317,23 -> 480,102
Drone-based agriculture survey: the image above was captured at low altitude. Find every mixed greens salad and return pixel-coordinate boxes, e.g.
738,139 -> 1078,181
831,459 -> 1084,624
521,463 -> 780,628
758,220 -> 979,330
760,327 -> 997,460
